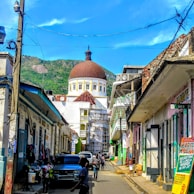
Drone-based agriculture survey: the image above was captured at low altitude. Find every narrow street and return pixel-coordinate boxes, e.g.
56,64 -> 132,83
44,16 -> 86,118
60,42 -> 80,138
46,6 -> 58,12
91,161 -> 139,194
49,161 -> 140,194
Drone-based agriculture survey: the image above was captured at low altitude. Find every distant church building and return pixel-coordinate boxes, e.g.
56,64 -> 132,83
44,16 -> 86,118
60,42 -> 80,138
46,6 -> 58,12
50,48 -> 109,154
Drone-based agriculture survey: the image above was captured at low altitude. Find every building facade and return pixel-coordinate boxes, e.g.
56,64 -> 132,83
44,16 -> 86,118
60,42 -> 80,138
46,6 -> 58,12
48,48 -> 109,154
126,27 -> 194,191
109,66 -> 143,164
0,53 -> 70,191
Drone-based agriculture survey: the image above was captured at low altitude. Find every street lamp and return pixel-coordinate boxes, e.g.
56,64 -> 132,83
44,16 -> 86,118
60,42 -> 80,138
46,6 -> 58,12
14,1 -> 21,13
4,1 -> 25,194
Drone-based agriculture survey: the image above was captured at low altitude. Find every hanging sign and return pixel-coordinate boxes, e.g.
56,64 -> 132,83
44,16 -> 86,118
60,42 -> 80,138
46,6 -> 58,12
179,137 -> 194,154
170,103 -> 191,109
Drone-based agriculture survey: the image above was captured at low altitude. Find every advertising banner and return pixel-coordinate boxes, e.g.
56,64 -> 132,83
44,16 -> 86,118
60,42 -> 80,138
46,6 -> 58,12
172,137 -> 194,194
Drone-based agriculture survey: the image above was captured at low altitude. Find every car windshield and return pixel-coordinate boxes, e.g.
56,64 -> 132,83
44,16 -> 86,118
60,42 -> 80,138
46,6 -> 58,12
80,153 -> 91,158
55,156 -> 80,164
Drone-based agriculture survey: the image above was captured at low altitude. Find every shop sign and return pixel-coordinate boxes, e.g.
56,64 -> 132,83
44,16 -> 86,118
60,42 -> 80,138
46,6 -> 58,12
172,137 -> 194,194
180,137 -> 194,154
170,103 -> 191,109
172,154 -> 194,194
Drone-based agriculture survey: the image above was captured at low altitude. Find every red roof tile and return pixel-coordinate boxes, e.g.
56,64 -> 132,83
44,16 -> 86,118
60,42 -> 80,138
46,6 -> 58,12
74,91 -> 95,105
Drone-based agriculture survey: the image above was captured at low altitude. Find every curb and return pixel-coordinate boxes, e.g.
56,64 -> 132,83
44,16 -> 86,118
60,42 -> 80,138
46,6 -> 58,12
13,185 -> 42,194
110,162 -> 148,194
124,174 -> 148,194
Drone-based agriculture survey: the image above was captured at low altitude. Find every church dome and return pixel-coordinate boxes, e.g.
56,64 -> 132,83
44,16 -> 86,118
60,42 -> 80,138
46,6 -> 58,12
69,49 -> 106,80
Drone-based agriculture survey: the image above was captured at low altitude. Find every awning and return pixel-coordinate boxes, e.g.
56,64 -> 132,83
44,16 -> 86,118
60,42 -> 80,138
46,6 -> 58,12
20,82 -> 66,124
128,57 -> 194,123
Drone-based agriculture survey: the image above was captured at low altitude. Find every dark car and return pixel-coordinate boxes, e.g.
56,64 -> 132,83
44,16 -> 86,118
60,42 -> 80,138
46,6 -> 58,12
51,154 -> 82,186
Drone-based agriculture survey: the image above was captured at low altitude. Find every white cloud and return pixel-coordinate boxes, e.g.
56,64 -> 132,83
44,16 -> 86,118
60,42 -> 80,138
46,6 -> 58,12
72,17 -> 90,24
166,0 -> 183,9
113,41 -> 138,49
38,18 -> 66,27
147,32 -> 173,46
38,17 -> 90,27
165,0 -> 192,11
114,31 -> 174,48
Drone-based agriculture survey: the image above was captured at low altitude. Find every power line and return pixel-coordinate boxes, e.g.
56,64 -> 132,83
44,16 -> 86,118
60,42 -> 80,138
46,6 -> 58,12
114,0 -> 194,101
26,14 -> 178,38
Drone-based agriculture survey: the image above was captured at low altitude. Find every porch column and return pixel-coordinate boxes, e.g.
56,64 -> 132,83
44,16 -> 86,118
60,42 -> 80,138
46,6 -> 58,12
191,79 -> 194,137
0,88 -> 9,190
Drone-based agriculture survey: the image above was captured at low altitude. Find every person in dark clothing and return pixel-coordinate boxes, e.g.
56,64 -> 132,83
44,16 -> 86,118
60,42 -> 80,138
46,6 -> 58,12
100,154 -> 105,170
42,167 -> 49,193
70,157 -> 89,194
23,163 -> 30,191
27,145 -> 35,165
41,162 -> 53,193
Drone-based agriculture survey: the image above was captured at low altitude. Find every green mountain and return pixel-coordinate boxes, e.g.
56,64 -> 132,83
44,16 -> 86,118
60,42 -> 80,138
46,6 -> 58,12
21,55 -> 116,96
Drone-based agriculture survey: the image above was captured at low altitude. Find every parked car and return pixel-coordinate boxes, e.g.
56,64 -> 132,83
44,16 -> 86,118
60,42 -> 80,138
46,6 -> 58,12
78,151 -> 93,169
51,154 -> 82,187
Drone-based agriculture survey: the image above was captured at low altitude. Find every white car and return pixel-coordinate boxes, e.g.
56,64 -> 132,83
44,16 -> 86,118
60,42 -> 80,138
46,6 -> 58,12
78,151 -> 93,169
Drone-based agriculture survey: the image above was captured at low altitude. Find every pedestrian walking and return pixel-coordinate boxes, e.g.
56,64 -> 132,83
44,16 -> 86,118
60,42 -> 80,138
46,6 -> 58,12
101,154 -> 105,170
92,154 -> 101,180
41,162 -> 53,193
70,157 -> 89,194
22,160 -> 30,191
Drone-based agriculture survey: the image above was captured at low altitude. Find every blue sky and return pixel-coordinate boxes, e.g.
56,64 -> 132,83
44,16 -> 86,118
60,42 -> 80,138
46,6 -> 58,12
1,0 -> 194,74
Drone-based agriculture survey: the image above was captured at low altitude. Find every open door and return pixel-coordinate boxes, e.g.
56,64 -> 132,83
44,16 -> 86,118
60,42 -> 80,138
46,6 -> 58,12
17,128 -> 27,173
146,125 -> 159,181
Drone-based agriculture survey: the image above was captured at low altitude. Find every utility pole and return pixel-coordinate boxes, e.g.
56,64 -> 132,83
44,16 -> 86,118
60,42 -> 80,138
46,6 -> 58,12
4,0 -> 25,193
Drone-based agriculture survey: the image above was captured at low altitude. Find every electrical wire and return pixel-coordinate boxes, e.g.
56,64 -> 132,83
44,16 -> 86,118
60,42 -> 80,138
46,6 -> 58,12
27,14 -> 178,38
113,0 -> 194,104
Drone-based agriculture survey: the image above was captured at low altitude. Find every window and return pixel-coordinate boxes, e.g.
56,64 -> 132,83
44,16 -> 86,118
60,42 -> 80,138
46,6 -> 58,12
73,83 -> 76,90
55,155 -> 80,164
84,110 -> 87,115
93,84 -> 97,90
86,83 -> 90,90
79,83 -> 82,90
80,124 -> 85,130
99,85 -> 102,91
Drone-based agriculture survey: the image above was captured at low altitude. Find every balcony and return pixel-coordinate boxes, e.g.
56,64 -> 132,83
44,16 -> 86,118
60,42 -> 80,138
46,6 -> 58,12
80,115 -> 88,123
110,118 -> 127,141
80,130 -> 87,138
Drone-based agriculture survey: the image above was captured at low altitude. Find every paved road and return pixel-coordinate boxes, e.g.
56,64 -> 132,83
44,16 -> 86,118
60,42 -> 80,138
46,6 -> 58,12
91,161 -> 137,194
49,161 -> 139,194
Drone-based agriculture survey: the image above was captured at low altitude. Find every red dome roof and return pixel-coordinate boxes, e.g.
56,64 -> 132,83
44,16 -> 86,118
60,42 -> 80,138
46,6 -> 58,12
69,49 -> 106,80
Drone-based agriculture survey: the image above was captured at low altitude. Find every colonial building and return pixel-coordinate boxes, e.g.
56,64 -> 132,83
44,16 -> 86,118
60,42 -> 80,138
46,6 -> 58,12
125,27 -> 194,191
48,48 -> 109,154
109,66 -> 143,164
0,52 -> 70,191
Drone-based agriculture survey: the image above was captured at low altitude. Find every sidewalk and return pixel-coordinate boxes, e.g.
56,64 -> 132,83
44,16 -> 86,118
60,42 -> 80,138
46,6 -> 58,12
111,161 -> 172,194
13,183 -> 42,194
